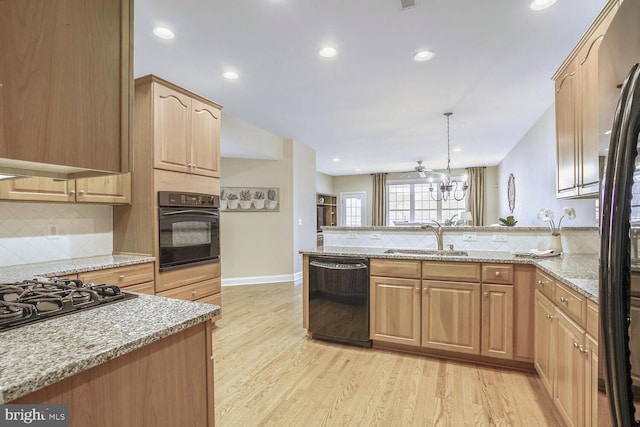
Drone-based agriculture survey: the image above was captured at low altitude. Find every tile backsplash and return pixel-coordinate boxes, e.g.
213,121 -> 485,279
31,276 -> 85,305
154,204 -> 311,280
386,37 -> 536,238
0,202 -> 113,267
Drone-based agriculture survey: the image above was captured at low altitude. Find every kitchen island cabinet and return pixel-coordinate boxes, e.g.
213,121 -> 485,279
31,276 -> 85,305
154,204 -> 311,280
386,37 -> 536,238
1,294 -> 219,427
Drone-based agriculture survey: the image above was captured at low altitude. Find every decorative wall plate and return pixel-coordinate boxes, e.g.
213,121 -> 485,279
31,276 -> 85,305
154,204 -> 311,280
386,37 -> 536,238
508,173 -> 516,214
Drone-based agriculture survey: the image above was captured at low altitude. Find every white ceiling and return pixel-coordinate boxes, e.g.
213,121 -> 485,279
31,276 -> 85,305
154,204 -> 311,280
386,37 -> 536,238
134,0 -> 607,176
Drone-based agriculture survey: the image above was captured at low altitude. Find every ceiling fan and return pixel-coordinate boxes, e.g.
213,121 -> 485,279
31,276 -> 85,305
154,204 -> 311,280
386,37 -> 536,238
412,161 -> 431,178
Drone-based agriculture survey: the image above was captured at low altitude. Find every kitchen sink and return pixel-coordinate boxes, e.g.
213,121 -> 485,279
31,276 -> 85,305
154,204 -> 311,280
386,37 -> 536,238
383,249 -> 468,256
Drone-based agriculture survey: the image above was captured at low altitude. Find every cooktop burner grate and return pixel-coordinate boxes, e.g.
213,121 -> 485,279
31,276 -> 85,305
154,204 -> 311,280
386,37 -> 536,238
0,277 -> 137,332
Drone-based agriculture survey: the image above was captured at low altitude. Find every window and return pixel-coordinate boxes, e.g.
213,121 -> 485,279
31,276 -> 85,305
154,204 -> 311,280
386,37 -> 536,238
340,192 -> 366,226
387,180 -> 467,225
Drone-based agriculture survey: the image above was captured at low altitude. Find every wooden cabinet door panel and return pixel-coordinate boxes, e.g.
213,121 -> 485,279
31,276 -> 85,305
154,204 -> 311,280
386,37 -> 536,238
75,174 -> 131,204
555,63 -> 578,197
481,284 -> 514,359
0,0 -> 130,174
0,177 -> 74,202
153,84 -> 191,173
191,99 -> 220,177
554,308 -> 585,427
370,277 -> 421,346
534,290 -> 555,396
422,280 -> 480,354
585,333 -> 598,427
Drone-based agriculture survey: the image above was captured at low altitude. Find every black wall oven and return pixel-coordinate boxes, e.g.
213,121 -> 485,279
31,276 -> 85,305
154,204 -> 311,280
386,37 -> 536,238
158,191 -> 220,272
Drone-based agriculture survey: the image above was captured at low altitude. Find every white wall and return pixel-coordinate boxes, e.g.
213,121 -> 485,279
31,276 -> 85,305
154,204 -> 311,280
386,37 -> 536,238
316,172 -> 334,195
292,140 -> 318,275
497,105 -> 597,227
484,166 -> 500,224
220,139 -> 317,284
0,202 -> 112,267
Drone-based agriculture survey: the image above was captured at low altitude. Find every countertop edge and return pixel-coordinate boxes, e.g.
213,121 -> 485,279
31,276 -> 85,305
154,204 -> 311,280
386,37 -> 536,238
300,248 -> 599,303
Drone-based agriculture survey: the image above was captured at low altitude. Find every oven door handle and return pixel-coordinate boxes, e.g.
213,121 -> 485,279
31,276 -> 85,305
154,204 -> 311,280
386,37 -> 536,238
161,210 -> 219,217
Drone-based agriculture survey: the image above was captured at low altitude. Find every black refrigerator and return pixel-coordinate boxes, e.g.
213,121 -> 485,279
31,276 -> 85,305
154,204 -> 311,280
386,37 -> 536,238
599,0 -> 640,425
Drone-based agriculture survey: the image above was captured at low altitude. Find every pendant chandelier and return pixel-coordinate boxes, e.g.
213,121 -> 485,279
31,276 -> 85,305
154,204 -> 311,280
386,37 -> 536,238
429,112 -> 469,201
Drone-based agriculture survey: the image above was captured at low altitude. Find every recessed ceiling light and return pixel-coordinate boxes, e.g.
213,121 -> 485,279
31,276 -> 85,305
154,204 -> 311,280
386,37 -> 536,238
223,71 -> 239,80
453,148 -> 462,152
319,47 -> 338,58
355,168 -> 361,172
413,50 -> 435,62
153,27 -> 175,40
332,158 -> 340,162
530,0 -> 557,11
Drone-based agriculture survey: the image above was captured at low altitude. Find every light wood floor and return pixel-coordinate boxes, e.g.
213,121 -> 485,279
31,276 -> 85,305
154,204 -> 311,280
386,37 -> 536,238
213,282 -> 563,426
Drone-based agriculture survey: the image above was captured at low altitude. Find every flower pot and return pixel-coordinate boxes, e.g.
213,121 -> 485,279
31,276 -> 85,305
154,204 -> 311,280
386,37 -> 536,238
550,234 -> 563,253
265,200 -> 278,209
228,199 -> 238,209
239,200 -> 252,209
220,199 -> 228,209
253,199 -> 265,209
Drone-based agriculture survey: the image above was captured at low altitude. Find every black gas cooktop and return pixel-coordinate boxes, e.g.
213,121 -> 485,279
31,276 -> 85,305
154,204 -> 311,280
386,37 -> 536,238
0,277 -> 136,332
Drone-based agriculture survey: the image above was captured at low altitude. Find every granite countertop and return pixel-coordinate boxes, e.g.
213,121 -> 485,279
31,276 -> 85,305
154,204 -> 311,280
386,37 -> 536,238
0,294 -> 220,403
321,226 -> 599,232
0,254 -> 220,403
0,254 -> 156,282
301,246 -> 599,302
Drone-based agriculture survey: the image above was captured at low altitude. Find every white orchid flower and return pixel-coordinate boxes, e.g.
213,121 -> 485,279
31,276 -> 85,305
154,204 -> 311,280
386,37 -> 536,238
539,207 -> 577,235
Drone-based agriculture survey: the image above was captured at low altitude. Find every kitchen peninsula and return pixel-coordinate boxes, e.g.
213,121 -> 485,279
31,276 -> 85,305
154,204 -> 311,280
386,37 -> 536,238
0,255 -> 220,427
301,225 -> 600,427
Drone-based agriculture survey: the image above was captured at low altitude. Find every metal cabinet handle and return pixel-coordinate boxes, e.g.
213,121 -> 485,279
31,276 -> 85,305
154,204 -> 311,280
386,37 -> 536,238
78,190 -> 85,196
69,190 -> 76,196
546,314 -> 553,319
423,287 -> 428,293
560,297 -> 569,303
119,274 -> 125,280
495,271 -> 501,277
573,342 -> 580,349
415,286 -> 420,292
538,280 -> 545,286
192,290 -> 197,296
483,292 -> 489,297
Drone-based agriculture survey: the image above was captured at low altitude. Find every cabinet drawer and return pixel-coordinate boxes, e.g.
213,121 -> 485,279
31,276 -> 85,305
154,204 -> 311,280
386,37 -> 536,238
535,269 -> 555,300
197,293 -> 221,321
370,259 -> 421,279
157,277 -> 220,301
156,262 -> 221,292
555,280 -> 586,326
482,264 -> 514,284
586,299 -> 599,339
78,263 -> 154,287
422,261 -> 480,282
123,281 -> 155,295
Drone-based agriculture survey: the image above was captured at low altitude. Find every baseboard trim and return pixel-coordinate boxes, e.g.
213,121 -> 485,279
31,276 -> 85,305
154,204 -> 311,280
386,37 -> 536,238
222,272 -> 301,287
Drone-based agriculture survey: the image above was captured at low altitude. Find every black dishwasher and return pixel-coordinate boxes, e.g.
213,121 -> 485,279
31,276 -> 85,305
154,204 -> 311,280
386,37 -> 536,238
308,256 -> 371,347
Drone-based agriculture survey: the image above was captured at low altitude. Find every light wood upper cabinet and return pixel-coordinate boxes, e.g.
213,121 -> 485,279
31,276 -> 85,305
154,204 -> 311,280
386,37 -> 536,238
421,280 -> 481,355
369,276 -> 421,346
481,283 -> 514,359
148,77 -> 221,178
553,1 -> 619,199
0,0 -> 132,176
555,61 -> 579,198
0,175 -> 131,204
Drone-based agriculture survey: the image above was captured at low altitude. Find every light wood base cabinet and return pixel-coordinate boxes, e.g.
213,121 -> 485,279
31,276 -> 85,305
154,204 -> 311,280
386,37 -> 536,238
481,283 -> 514,359
422,280 -> 481,355
534,276 -> 599,427
370,276 -> 421,346
13,321 -> 215,427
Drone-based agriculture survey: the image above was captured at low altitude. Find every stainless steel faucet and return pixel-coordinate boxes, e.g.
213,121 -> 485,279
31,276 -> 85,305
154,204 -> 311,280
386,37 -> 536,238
421,220 -> 444,251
